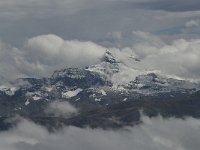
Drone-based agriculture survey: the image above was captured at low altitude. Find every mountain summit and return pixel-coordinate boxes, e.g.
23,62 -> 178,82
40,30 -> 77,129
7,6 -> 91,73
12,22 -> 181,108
101,50 -> 119,64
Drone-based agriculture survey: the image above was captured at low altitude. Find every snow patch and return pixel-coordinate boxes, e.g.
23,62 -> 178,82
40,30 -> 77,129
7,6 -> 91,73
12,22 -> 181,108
95,98 -> 102,102
123,98 -> 127,102
90,94 -> 96,98
137,84 -> 144,88
26,91 -> 43,101
32,96 -> 41,101
45,87 -> 53,92
170,95 -> 175,98
62,88 -> 83,98
100,89 -> 107,96
75,98 -> 80,101
0,86 -> 18,96
25,100 -> 30,106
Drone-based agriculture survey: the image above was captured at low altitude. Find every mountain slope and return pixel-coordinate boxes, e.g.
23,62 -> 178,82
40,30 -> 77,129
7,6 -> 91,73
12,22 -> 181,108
0,50 -> 199,129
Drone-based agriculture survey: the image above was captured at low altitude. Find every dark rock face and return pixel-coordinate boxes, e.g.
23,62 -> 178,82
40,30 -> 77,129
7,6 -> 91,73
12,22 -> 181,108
52,68 -> 111,88
1,90 -> 199,131
100,50 -> 119,64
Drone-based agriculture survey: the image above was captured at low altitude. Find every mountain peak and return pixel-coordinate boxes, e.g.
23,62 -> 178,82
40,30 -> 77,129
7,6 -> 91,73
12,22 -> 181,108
101,50 -> 118,64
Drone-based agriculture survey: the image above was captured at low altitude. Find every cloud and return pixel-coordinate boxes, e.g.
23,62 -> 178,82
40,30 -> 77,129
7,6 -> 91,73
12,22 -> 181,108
1,116 -> 200,150
0,0 -> 89,17
0,40 -> 26,84
185,19 -> 200,27
0,34 -> 106,84
133,0 -> 200,12
1,32 -> 200,84
129,32 -> 200,80
45,101 -> 78,117
1,0 -> 200,47
132,31 -> 165,59
24,34 -> 105,67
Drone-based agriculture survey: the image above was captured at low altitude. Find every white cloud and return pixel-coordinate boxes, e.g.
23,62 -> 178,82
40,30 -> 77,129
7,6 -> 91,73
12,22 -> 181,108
1,116 -> 200,150
185,19 -> 200,27
0,34 -> 106,84
45,101 -> 78,117
132,31 -> 165,59
0,0 -> 90,18
0,33 -> 200,84
24,34 -> 106,67
129,32 -> 200,80
107,31 -> 122,40
0,40 -> 26,84
105,31 -> 200,82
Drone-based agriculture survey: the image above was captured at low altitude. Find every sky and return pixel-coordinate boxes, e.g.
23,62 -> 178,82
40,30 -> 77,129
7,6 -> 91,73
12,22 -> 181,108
0,0 -> 200,46
0,0 -> 200,83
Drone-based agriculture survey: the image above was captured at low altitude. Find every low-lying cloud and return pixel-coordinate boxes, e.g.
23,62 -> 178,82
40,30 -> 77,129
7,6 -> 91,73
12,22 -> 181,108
23,34 -> 106,71
185,19 -> 200,27
45,101 -> 78,117
0,33 -> 200,84
0,34 -> 106,84
0,116 -> 200,150
131,32 -> 200,80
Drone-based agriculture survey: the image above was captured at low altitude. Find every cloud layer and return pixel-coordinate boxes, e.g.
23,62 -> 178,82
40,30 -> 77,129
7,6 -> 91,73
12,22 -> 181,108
131,32 -> 200,80
45,101 -> 78,117
0,33 -> 200,84
109,31 -> 200,81
0,0 -> 200,46
1,116 -> 200,150
0,35 -> 106,84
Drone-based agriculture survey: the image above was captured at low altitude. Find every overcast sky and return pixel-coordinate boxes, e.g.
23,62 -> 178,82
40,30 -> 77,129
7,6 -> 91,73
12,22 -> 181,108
0,0 -> 200,46
0,0 -> 200,83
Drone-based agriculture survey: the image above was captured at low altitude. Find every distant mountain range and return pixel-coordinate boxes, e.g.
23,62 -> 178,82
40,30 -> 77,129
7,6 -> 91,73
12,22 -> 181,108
0,50 -> 200,130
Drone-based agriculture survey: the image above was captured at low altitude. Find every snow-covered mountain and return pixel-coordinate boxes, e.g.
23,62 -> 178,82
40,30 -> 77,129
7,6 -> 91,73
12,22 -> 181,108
0,50 -> 199,122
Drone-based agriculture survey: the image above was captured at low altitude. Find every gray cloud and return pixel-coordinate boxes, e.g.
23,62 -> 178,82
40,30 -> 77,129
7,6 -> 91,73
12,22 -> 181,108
132,0 -> 200,12
0,0 -> 200,46
185,19 -> 200,27
0,116 -> 200,150
45,101 -> 78,117
1,0 -> 200,14
0,0 -> 199,84
0,35 -> 106,84
0,33 -> 200,84
130,32 -> 200,80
